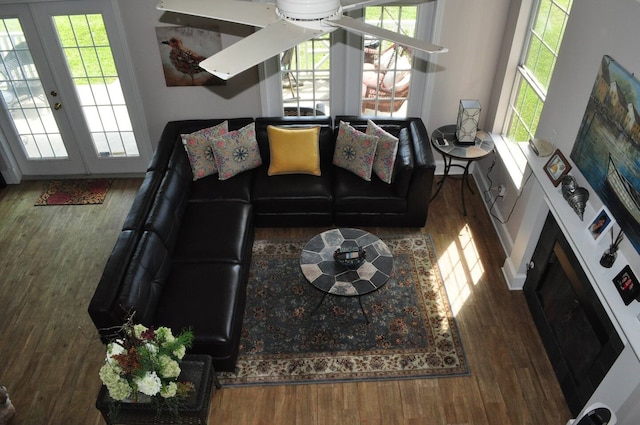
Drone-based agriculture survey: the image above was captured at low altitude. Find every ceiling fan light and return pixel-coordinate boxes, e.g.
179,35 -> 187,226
276,0 -> 341,20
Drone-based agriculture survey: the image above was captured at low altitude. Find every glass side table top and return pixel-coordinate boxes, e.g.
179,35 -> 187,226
431,124 -> 494,161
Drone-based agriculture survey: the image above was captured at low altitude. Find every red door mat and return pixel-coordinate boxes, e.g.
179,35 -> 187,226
34,179 -> 113,206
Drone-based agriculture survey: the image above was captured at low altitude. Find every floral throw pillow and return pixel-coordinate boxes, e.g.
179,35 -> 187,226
210,122 -> 262,180
367,120 -> 399,184
332,121 -> 379,181
181,121 -> 228,181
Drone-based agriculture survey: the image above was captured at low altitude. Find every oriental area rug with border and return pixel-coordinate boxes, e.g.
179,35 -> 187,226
218,233 -> 469,386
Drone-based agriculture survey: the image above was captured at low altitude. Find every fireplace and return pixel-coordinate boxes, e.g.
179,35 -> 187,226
523,213 -> 624,415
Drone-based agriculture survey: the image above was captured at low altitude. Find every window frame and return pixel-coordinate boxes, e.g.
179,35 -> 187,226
504,0 -> 572,141
360,5 -> 419,117
494,0 -> 573,185
258,2 -> 439,118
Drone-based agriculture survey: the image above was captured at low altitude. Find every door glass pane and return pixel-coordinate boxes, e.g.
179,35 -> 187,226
281,34 -> 330,117
53,14 -> 138,158
0,18 -> 68,159
361,6 -> 417,117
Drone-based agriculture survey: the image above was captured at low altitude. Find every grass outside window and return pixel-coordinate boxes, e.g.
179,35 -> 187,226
54,14 -> 117,83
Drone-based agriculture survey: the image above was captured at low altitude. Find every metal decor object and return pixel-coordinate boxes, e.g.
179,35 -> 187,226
561,175 -> 589,220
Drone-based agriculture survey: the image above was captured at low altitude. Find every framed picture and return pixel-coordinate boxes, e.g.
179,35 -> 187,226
613,265 -> 640,305
587,207 -> 615,241
155,26 -> 225,87
544,149 -> 572,187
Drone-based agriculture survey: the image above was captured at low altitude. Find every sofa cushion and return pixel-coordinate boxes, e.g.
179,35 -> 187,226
211,122 -> 262,180
333,121 -> 378,181
252,166 -> 334,214
182,121 -> 228,180
333,166 -> 407,213
154,262 -> 247,370
119,231 -> 172,326
189,171 -> 253,203
173,201 -> 254,263
267,125 -> 321,176
367,120 -> 398,184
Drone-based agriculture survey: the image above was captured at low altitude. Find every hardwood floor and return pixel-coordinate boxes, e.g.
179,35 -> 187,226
0,177 -> 571,425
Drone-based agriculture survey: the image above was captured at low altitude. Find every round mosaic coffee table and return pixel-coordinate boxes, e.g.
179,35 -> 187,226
299,228 -> 393,323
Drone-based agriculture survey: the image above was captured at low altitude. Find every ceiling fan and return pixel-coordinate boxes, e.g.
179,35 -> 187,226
157,0 -> 447,80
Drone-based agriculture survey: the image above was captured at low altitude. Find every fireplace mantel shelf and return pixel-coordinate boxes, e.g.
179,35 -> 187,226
520,143 -> 640,362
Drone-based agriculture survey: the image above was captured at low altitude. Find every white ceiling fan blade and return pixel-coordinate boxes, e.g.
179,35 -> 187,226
342,0 -> 432,12
200,20 -> 327,80
157,0 -> 278,28
326,15 -> 447,53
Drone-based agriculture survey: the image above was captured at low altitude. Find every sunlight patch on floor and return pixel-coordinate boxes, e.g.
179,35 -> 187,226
437,225 -> 485,315
459,224 -> 484,285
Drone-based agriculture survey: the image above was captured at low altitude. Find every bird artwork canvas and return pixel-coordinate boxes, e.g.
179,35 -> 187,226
156,26 -> 225,86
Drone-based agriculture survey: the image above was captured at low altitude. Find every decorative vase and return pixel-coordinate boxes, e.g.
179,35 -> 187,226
599,246 -> 618,268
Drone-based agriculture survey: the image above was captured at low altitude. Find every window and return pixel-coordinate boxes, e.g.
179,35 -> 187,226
504,0 -> 573,143
361,5 -> 417,117
281,33 -> 330,117
279,4 -> 422,118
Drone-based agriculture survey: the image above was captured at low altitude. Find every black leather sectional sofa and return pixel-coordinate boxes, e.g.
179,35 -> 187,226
88,115 -> 435,372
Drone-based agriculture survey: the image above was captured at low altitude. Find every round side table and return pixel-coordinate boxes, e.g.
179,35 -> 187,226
430,124 -> 495,216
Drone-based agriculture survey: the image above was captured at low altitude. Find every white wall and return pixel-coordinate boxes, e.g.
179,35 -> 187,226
486,0 -> 640,288
428,0 -> 512,133
477,0 -> 640,421
114,0 -> 514,149
115,0 -> 264,144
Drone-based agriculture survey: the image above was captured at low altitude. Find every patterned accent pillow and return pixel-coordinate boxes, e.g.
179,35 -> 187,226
181,121 -> 228,181
210,122 -> 262,180
332,121 -> 379,181
367,120 -> 399,184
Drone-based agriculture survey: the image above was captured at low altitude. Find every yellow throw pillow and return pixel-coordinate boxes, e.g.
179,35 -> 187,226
267,125 -> 321,176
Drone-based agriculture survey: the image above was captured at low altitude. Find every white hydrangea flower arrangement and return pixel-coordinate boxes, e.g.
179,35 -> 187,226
99,316 -> 194,414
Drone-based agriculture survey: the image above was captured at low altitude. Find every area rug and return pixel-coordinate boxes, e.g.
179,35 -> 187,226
219,233 -> 469,386
34,179 -> 112,206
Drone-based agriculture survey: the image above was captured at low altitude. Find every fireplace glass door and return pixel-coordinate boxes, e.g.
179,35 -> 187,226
524,213 -> 624,415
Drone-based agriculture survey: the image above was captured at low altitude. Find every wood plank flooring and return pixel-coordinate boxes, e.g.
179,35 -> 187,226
0,176 -> 572,424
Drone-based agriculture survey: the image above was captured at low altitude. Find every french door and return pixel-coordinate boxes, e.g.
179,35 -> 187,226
0,0 -> 151,177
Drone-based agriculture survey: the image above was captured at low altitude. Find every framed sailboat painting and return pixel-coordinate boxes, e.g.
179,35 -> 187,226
570,56 -> 640,254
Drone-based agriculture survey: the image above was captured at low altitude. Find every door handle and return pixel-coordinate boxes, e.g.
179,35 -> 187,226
50,90 -> 58,97
53,102 -> 62,110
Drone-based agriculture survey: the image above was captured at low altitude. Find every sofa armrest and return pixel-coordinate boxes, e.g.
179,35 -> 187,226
88,230 -> 140,341
404,118 -> 436,226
